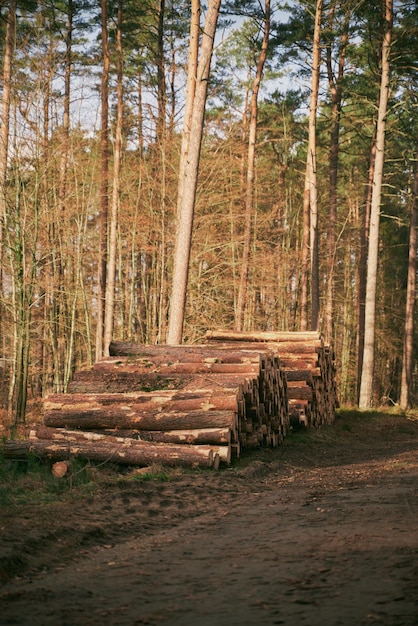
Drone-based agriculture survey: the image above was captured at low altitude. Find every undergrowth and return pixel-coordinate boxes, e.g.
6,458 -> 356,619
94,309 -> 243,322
1,407 -> 417,507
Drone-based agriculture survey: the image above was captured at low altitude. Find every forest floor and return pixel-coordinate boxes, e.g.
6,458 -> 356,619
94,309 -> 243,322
1,409 -> 418,626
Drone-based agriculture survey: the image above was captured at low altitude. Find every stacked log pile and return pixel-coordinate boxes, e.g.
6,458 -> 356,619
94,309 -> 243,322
3,342 -> 289,470
205,330 -> 338,428
2,330 -> 338,470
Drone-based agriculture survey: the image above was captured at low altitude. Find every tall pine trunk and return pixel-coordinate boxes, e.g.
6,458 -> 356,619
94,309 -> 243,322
399,146 -> 418,408
96,0 -> 110,360
0,0 -> 16,358
359,0 -> 393,408
166,0 -> 221,345
324,3 -> 348,340
301,0 -> 322,331
103,0 -> 123,356
235,0 -> 270,332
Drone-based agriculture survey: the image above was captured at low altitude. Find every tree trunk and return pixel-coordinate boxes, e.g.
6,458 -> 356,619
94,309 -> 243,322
104,0 -> 123,356
359,0 -> 393,408
356,139 -> 376,401
300,0 -> 322,332
324,2 -> 348,339
166,0 -> 221,345
399,145 -> 418,408
235,0 -> 270,332
2,438 -> 218,469
175,0 -> 199,220
58,0 -> 73,391
308,0 -> 323,331
156,0 -> 167,147
32,425 -> 231,446
96,0 -> 110,361
44,407 -> 238,432
0,0 -> 16,355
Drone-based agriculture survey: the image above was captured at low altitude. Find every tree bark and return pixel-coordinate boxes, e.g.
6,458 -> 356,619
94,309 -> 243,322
166,0 -> 221,344
399,145 -> 417,408
2,438 -> 217,469
96,0 -> 110,361
103,0 -> 123,357
44,408 -> 238,433
156,0 -> 167,146
324,2 -> 349,339
359,0 -> 393,408
308,0 -> 323,331
206,329 -> 321,343
175,0 -> 200,220
235,0 -> 270,331
44,390 -> 240,413
300,0 -> 322,331
356,139 -> 376,401
32,425 -> 231,446
0,0 -> 15,222
0,0 -> 16,353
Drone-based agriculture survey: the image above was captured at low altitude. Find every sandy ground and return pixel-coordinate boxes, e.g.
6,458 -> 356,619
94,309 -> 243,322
1,411 -> 418,626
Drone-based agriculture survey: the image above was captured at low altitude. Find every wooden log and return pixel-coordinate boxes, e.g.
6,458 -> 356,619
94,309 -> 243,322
68,372 -> 188,394
51,460 -> 70,478
44,408 -> 238,433
286,383 -> 313,401
2,438 -> 216,468
100,352 -> 263,367
94,360 -> 261,375
69,371 -> 252,394
285,369 -> 319,381
280,357 -> 319,369
205,340 -> 322,354
32,425 -> 232,446
206,330 -> 321,342
45,390 -> 239,413
109,341 -> 264,360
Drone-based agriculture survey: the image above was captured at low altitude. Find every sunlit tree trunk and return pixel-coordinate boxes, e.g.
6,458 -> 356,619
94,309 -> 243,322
103,0 -> 123,356
301,0 -> 322,331
235,0 -> 270,332
400,146 -> 418,409
96,0 -> 110,360
0,0 -> 16,355
167,0 -> 221,345
356,139 -> 376,401
175,0 -> 199,221
359,0 -> 393,409
49,0 -> 73,392
60,0 -> 73,389
324,2 -> 349,340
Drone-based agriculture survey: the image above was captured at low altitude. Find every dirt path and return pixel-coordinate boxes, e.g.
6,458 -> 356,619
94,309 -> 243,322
1,412 -> 418,625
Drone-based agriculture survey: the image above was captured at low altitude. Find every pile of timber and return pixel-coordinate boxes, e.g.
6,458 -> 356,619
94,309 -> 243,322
3,342 -> 289,470
2,330 -> 338,470
205,330 -> 338,428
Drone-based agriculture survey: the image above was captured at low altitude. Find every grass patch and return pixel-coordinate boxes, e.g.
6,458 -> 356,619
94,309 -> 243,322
0,450 -> 177,508
0,451 -> 108,507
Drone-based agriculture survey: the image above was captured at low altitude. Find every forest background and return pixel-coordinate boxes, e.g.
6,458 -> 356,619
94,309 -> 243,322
0,0 -> 417,424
